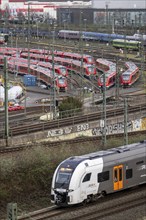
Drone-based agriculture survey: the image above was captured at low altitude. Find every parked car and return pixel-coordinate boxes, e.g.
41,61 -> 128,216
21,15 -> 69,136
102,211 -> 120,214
8,105 -> 24,111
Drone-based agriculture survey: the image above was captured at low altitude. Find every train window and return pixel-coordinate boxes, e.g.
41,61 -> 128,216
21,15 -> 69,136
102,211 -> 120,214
136,161 -> 144,165
126,169 -> 133,179
114,169 -> 118,182
83,173 -> 91,182
119,168 -> 122,181
98,171 -> 109,183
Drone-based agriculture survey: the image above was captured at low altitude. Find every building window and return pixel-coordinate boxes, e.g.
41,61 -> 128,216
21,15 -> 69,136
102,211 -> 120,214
98,171 -> 109,182
83,173 -> 91,182
126,169 -> 133,179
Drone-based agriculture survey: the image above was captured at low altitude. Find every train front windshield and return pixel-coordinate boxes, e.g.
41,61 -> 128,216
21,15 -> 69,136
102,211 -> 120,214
58,78 -> 65,85
60,67 -> 67,76
88,66 -> 95,74
55,167 -> 73,188
87,57 -> 94,64
122,72 -> 131,81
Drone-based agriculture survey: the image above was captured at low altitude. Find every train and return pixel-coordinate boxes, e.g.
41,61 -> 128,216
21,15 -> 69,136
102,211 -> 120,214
97,64 -> 116,88
120,62 -> 140,87
38,61 -> 68,77
96,58 -> 140,88
21,48 -> 95,65
30,65 -> 67,92
112,39 -> 142,50
20,52 -> 97,77
58,30 -> 146,44
96,58 -> 116,88
51,140 -> 146,206
7,59 -> 68,92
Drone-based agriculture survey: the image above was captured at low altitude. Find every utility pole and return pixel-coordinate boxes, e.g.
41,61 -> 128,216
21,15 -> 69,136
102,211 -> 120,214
27,3 -> 30,75
4,57 -> 9,147
115,57 -> 120,105
124,97 -> 128,145
102,72 -> 106,148
80,11 -> 84,101
52,24 -> 56,119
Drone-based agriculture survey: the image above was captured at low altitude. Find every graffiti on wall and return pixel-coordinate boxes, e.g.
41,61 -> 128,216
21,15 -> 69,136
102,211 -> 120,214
47,123 -> 89,137
92,121 -> 132,136
47,118 -> 146,138
132,118 -> 146,131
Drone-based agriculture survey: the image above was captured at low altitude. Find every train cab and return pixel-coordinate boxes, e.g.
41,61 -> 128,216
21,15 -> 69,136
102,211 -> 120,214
56,76 -> 67,92
120,62 -> 140,87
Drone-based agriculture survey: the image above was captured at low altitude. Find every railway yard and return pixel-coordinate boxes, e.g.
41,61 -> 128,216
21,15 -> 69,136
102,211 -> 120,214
0,31 -> 146,220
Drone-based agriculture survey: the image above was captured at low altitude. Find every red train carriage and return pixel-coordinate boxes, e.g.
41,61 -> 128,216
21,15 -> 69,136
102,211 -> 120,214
56,76 -> 67,92
38,61 -> 68,77
71,60 -> 97,77
120,62 -> 140,86
96,58 -> 114,72
8,59 -> 29,75
20,52 -> 97,77
53,51 -> 95,65
98,64 -> 116,88
21,48 -> 95,65
30,65 -> 67,92
46,56 -> 97,77
0,47 -> 16,56
20,52 -> 49,62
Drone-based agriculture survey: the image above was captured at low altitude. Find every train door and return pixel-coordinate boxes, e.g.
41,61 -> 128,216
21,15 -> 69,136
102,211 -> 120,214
113,165 -> 123,191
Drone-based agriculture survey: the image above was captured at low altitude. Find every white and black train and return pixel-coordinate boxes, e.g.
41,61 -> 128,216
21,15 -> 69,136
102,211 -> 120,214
51,140 -> 146,206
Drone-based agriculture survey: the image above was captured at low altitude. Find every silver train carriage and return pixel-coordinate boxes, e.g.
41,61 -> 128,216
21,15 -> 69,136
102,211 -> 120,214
51,140 -> 146,206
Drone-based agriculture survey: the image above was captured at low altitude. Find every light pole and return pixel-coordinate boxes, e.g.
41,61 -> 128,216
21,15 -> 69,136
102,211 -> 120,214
52,24 -> 57,119
27,2 -> 31,75
124,97 -> 128,145
102,71 -> 106,148
115,58 -> 122,106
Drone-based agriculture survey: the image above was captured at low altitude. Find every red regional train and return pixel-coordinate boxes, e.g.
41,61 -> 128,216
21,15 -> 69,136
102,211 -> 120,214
0,47 -> 17,56
20,52 -> 97,77
97,65 -> 116,88
8,59 -> 67,92
30,65 -> 67,92
120,62 -> 140,87
97,58 -> 116,88
8,57 -> 68,78
21,48 -> 95,65
38,61 -> 68,77
96,58 -> 114,72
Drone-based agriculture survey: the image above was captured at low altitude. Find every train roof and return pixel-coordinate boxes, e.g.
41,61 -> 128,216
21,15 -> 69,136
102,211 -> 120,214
67,140 -> 146,162
113,39 -> 141,44
96,58 -> 114,66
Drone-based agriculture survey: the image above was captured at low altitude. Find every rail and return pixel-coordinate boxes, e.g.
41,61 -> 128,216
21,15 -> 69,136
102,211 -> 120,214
0,103 -> 146,138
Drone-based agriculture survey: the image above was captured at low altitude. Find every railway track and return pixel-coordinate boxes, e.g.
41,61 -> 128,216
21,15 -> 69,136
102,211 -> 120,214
17,206 -> 66,220
0,130 -> 146,154
16,185 -> 146,220
0,103 -> 145,138
69,195 -> 146,220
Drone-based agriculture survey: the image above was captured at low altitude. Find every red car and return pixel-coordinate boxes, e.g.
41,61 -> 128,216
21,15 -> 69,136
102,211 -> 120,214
8,106 -> 24,112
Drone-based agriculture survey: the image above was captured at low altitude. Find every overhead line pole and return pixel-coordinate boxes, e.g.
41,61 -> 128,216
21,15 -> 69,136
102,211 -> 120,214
27,3 -> 30,75
4,57 -> 9,147
102,71 -> 106,148
52,24 -> 56,120
124,98 -> 128,145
